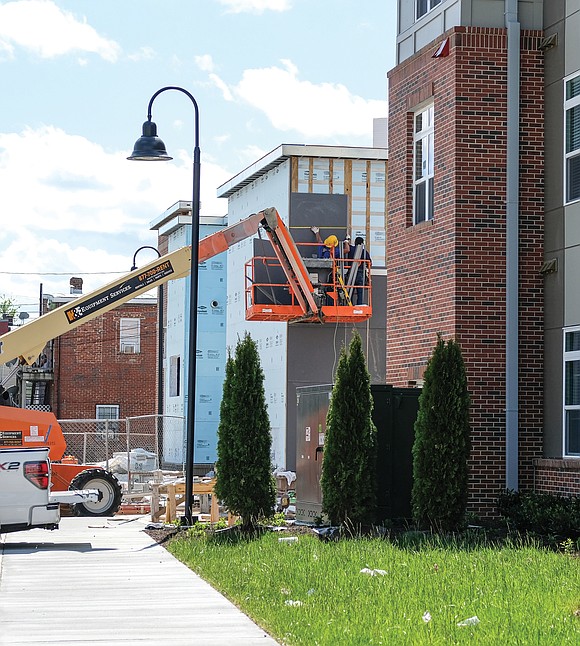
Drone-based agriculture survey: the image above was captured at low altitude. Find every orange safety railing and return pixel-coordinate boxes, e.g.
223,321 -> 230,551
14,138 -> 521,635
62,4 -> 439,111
245,241 -> 372,324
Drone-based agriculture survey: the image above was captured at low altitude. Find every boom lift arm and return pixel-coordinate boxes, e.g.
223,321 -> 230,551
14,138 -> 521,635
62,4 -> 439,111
1,207 -> 352,366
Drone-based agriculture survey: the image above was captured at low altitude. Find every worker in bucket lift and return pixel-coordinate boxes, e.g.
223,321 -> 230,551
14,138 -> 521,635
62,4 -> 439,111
348,237 -> 371,305
310,226 -> 343,259
311,226 -> 347,305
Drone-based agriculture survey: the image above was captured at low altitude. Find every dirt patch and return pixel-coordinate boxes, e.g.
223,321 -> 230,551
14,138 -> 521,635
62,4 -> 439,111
144,522 -> 317,547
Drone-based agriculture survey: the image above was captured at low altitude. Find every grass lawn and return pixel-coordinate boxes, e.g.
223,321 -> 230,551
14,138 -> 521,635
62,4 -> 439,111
168,529 -> 580,645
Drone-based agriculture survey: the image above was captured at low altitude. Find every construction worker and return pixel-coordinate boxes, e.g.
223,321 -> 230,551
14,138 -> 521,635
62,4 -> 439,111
347,236 -> 371,305
310,226 -> 348,305
310,226 -> 343,259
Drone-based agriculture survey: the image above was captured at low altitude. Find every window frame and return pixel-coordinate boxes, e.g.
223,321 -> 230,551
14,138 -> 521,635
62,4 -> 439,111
119,317 -> 141,354
96,404 -> 120,438
413,103 -> 435,225
563,326 -> 580,457
564,71 -> 580,204
169,355 -> 181,397
416,0 -> 442,21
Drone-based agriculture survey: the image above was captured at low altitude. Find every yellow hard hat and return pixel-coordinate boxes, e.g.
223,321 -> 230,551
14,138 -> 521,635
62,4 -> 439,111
324,235 -> 338,248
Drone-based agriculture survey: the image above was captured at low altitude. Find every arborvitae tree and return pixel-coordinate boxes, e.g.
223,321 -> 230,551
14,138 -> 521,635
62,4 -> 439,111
321,331 -> 377,528
214,333 -> 275,531
411,334 -> 471,532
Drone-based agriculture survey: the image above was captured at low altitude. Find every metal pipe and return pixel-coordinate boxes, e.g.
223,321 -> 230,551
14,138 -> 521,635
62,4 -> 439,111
505,0 -> 520,491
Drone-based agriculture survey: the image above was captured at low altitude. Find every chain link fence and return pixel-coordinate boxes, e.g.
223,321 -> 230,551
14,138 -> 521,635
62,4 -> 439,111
58,415 -> 186,496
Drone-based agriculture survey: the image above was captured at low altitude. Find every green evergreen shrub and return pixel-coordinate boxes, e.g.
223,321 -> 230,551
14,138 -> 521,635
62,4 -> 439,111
498,489 -> 580,538
321,331 -> 377,528
411,334 -> 471,532
214,333 -> 275,531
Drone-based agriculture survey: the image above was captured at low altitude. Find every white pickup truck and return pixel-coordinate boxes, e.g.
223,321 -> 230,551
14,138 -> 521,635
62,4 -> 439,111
0,446 -> 99,534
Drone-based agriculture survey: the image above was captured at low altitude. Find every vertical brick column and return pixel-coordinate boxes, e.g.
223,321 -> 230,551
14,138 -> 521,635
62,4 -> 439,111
387,27 -> 544,516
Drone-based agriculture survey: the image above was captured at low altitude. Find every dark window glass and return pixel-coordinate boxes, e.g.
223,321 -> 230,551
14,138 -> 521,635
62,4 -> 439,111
566,105 -> 580,153
566,75 -> 580,100
567,154 -> 580,202
415,181 -> 426,223
565,330 -> 580,352
566,410 -> 580,455
565,360 -> 580,405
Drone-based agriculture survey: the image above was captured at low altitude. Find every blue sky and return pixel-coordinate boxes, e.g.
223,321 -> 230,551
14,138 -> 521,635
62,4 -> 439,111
0,0 -> 397,315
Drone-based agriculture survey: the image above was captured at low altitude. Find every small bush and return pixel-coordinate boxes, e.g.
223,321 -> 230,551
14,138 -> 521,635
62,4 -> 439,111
321,332 -> 377,528
214,333 -> 276,531
412,334 -> 470,532
498,490 -> 580,539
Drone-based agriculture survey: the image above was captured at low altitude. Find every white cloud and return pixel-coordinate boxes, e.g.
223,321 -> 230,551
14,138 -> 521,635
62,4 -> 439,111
0,0 -> 121,61
127,46 -> 155,62
239,144 -> 268,164
209,73 -> 234,102
235,59 -> 385,139
0,126 -> 230,299
217,0 -> 291,14
195,54 -> 215,73
203,59 -> 386,141
195,55 -> 233,101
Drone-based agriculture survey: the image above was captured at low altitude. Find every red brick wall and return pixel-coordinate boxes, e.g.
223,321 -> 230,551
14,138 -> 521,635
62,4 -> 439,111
533,460 -> 580,497
387,27 -> 545,516
53,301 -> 157,420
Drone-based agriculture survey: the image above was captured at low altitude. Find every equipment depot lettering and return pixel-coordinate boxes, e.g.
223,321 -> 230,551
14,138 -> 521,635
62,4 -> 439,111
65,260 -> 174,323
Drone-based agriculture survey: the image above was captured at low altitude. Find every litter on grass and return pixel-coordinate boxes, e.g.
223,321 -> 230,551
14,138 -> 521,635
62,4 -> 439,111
457,616 -> 480,627
285,600 -> 303,607
422,611 -> 432,623
360,568 -> 387,576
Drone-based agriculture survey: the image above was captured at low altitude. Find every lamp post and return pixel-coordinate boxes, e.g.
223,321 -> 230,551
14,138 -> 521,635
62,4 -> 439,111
128,86 -> 201,525
131,246 -> 164,422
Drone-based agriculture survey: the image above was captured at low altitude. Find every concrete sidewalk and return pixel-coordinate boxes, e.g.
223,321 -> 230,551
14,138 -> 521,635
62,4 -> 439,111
0,515 -> 279,646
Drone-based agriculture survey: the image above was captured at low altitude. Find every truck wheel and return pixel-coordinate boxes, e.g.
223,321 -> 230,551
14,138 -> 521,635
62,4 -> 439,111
69,469 -> 123,517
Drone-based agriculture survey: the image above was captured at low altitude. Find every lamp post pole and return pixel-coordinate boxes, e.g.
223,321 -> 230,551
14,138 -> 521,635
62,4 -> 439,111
128,86 -> 200,524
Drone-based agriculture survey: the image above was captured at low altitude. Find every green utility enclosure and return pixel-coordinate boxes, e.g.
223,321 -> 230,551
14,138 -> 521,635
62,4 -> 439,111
295,384 -> 420,524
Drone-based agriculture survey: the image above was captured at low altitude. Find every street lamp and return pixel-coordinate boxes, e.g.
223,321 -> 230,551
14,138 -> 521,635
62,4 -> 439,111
128,86 -> 201,525
131,246 -> 164,422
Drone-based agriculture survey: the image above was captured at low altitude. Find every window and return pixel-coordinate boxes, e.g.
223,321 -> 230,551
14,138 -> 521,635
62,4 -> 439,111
563,328 -> 580,456
413,104 -> 435,224
169,355 -> 181,397
565,72 -> 580,203
417,0 -> 442,20
119,318 -> 140,354
96,404 -> 120,438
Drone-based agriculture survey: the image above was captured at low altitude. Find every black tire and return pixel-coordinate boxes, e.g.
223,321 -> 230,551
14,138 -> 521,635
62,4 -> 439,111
69,468 -> 123,517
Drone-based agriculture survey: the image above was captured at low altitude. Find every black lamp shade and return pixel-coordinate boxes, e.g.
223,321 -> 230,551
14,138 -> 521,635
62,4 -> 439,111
127,120 -> 172,161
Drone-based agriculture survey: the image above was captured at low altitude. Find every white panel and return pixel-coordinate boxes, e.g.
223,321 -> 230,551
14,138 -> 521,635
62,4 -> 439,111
565,12 -> 580,77
565,201 -> 580,248
444,0 -> 462,29
565,245 -> 580,324
415,12 -> 445,52
398,35 -> 416,63
226,161 -> 290,467
568,0 -> 580,18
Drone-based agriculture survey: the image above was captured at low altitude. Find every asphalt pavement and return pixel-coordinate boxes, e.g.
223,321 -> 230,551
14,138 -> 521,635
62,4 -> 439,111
0,515 -> 279,646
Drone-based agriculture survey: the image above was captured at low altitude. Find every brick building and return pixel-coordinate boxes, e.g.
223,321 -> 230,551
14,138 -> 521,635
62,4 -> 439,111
387,0 -> 559,516
51,294 -> 158,421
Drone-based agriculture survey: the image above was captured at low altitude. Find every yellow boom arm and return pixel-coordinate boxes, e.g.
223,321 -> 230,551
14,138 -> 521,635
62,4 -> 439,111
0,207 -> 320,366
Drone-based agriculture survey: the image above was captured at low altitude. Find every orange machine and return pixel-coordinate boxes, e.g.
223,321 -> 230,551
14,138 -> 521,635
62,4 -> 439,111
0,406 -> 123,515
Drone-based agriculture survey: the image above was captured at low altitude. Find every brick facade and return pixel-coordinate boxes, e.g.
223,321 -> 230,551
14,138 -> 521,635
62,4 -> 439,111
387,27 -> 545,516
52,301 -> 157,420
533,460 -> 580,497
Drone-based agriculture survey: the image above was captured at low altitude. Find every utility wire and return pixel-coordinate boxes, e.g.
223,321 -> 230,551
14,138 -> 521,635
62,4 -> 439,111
0,271 -> 126,276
